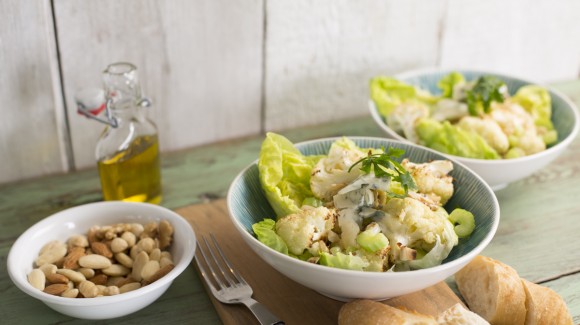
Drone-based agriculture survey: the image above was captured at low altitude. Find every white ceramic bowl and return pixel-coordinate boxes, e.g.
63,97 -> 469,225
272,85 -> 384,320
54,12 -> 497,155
369,68 -> 580,190
7,201 -> 196,320
227,137 -> 499,301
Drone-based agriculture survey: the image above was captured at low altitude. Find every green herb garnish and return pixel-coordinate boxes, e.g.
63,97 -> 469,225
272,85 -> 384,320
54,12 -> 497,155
466,76 -> 506,116
348,147 -> 417,198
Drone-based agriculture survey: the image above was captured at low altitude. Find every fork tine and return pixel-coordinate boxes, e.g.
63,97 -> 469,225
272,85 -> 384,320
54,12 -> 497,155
209,234 -> 247,286
196,236 -> 228,289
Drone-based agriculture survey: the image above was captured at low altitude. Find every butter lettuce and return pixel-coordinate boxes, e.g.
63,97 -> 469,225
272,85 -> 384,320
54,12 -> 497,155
438,72 -> 465,98
258,133 -> 323,219
252,219 -> 288,254
416,118 -> 500,159
512,85 -> 558,145
370,77 -> 437,116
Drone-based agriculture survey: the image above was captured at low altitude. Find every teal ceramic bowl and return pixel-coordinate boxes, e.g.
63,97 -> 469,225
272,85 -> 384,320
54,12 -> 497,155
227,137 -> 500,301
369,69 -> 579,191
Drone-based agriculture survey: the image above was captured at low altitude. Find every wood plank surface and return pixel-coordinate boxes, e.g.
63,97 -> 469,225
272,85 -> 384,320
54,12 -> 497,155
54,0 -> 264,170
179,200 -> 463,325
0,81 -> 579,323
0,0 -> 69,184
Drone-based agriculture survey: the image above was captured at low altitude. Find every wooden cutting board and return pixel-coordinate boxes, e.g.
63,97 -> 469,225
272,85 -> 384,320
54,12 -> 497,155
177,199 -> 463,325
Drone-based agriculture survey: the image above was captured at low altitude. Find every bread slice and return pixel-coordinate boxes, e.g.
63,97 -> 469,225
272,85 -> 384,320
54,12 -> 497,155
521,279 -> 573,325
338,299 -> 437,325
454,255 -> 526,325
436,303 -> 490,324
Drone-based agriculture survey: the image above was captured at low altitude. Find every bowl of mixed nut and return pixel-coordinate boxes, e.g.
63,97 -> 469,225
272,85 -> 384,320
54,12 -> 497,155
7,201 -> 196,320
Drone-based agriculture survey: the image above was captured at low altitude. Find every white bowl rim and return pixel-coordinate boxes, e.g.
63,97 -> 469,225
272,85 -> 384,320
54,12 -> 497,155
7,201 -> 196,307
227,136 -> 500,279
369,67 -> 580,165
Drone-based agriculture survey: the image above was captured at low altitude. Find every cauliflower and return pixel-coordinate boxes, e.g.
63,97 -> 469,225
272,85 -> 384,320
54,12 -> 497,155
402,159 -> 454,205
275,206 -> 337,256
386,103 -> 430,143
378,197 -> 458,267
431,98 -> 469,122
310,142 -> 366,201
457,116 -> 509,154
490,101 -> 546,156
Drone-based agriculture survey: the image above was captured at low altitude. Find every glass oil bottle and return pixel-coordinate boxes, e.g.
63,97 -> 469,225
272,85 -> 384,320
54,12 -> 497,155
79,62 -> 162,204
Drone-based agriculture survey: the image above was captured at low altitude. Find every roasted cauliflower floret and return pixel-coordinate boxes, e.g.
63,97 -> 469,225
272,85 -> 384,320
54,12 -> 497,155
275,206 -> 337,256
457,116 -> 509,154
378,197 -> 458,268
386,103 -> 430,143
309,140 -> 367,202
490,101 -> 546,156
402,159 -> 454,205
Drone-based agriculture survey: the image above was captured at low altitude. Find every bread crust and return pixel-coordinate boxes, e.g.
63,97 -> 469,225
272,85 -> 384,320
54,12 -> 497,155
454,255 -> 526,325
338,299 -> 437,325
521,279 -> 573,325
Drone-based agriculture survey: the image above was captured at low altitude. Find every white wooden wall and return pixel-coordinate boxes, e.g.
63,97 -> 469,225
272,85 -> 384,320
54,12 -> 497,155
1,0 -> 580,185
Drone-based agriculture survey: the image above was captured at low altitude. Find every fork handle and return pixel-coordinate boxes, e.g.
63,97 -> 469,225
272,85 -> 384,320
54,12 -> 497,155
242,298 -> 285,325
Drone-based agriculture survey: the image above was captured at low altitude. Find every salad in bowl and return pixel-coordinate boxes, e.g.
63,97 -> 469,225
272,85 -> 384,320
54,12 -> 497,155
252,133 -> 475,273
368,69 -> 579,190
371,71 -> 557,160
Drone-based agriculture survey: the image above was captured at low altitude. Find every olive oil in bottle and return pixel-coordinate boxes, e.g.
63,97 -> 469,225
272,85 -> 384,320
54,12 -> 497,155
92,62 -> 163,204
97,135 -> 162,204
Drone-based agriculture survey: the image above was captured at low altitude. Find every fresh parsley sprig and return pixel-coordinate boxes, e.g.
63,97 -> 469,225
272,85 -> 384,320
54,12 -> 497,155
466,76 -> 507,116
348,147 -> 417,198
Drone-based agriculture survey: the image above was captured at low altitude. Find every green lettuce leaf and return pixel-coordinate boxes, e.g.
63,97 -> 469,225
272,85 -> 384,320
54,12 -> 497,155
416,118 -> 500,159
370,77 -> 437,117
319,251 -> 369,271
252,219 -> 289,255
512,85 -> 557,145
258,133 -> 323,219
437,72 -> 465,98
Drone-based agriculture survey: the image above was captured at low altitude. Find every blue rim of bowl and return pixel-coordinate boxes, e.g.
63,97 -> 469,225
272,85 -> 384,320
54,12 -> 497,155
227,136 -> 500,279
368,67 -> 580,166
7,201 -> 196,306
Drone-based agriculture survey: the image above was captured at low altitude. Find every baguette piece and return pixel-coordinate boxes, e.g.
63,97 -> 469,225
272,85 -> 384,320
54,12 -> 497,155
521,279 -> 573,325
454,255 -> 526,325
436,303 -> 490,324
338,299 -> 437,325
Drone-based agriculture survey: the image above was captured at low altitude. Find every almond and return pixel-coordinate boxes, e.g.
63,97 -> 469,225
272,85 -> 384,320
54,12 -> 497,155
63,246 -> 85,269
91,241 -> 113,258
44,283 -> 69,296
79,254 -> 112,269
144,264 -> 174,285
90,274 -> 108,286
46,273 -> 70,284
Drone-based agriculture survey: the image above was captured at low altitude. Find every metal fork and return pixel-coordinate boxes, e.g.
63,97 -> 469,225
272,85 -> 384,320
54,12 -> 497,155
195,234 -> 284,325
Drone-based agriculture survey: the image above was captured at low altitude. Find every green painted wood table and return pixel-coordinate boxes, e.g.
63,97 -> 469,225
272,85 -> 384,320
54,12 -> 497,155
2,80 -> 580,324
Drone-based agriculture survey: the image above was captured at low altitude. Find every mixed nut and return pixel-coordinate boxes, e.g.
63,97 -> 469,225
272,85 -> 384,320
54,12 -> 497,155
27,220 -> 175,298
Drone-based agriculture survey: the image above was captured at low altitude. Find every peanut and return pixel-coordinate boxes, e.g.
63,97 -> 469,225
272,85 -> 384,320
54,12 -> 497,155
138,237 -> 156,254
111,237 -> 129,253
149,248 -> 161,262
67,235 -> 89,248
121,231 -> 137,247
105,286 -> 120,296
78,267 -> 95,279
158,220 -> 174,249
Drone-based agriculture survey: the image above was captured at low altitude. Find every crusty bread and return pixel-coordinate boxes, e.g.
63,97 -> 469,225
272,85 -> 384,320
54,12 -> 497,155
521,279 -> 573,325
454,255 -> 526,325
436,303 -> 489,324
338,299 -> 437,325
